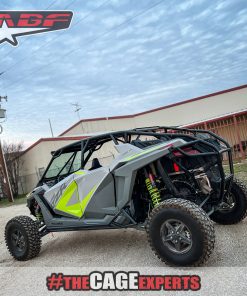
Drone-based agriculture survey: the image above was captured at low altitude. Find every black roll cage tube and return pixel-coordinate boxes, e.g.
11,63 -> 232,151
39,127 -> 234,199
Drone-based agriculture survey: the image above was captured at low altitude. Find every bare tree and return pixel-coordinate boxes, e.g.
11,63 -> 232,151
3,141 -> 24,198
0,164 -> 7,200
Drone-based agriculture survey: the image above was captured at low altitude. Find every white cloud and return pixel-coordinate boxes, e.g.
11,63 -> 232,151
181,24 -> 193,36
0,0 -> 246,145
177,0 -> 206,12
101,15 -> 127,28
215,1 -> 232,10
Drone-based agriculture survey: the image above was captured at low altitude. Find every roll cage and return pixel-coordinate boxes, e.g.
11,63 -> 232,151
38,127 -> 234,202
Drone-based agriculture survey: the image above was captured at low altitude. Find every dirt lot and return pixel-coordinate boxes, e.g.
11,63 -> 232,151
1,201 -> 247,268
0,172 -> 247,295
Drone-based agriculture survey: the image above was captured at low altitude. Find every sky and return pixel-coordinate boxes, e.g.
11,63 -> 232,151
0,0 -> 246,148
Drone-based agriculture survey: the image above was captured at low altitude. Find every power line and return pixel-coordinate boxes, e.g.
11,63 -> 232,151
6,0 -> 164,88
44,0 -> 57,10
2,0 -> 110,75
0,1 -> 58,61
63,0 -> 78,10
0,0 -> 72,67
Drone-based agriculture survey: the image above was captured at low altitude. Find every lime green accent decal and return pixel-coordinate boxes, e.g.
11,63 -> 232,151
55,181 -> 82,218
75,171 -> 86,175
124,143 -> 168,162
81,185 -> 97,215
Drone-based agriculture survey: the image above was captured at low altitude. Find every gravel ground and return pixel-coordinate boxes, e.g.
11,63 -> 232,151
1,202 -> 247,268
1,205 -> 247,295
1,178 -> 247,295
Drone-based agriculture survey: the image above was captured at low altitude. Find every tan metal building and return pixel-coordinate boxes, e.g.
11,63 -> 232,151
20,137 -> 86,193
60,84 -> 247,136
20,84 -> 247,193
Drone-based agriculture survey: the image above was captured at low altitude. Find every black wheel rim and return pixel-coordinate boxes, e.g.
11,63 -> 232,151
218,192 -> 236,213
11,229 -> 26,252
160,219 -> 192,254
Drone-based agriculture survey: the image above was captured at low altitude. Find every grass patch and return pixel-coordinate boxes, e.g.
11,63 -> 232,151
224,162 -> 247,184
224,162 -> 247,173
0,194 -> 27,208
232,163 -> 247,174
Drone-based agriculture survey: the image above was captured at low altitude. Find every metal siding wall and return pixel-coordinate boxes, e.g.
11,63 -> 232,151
187,113 -> 247,161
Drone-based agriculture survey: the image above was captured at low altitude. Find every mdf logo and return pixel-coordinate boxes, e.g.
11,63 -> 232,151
0,11 -> 73,46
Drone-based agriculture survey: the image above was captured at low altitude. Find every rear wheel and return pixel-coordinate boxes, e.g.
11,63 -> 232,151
211,179 -> 247,225
5,216 -> 41,261
146,198 -> 215,266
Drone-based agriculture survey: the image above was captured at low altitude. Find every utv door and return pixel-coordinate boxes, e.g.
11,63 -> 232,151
45,167 -> 116,220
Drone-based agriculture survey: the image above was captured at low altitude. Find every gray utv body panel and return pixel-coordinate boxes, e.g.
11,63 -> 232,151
31,139 -> 185,231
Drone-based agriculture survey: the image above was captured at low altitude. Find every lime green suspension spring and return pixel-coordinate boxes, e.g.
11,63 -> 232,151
36,212 -> 43,221
145,177 -> 161,207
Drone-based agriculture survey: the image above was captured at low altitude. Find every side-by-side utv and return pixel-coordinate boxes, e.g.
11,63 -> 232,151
5,126 -> 247,266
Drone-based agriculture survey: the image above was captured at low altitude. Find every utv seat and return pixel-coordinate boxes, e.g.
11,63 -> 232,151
90,158 -> 102,170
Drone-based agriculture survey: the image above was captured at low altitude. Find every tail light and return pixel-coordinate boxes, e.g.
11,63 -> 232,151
173,163 -> 180,172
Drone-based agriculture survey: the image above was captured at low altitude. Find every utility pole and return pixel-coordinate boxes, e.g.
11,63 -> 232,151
0,141 -> 14,202
71,102 -> 84,133
48,118 -> 54,137
0,95 -> 13,202
0,96 -> 7,119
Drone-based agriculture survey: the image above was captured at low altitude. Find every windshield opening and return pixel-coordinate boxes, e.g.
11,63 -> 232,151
43,151 -> 82,180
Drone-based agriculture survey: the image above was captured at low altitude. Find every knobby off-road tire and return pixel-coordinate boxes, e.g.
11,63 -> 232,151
5,216 -> 41,261
211,179 -> 247,225
146,198 -> 215,267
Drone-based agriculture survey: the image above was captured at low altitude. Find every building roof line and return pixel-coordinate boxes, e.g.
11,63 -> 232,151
59,84 -> 247,136
182,109 -> 247,127
23,136 -> 87,155
23,108 -> 247,155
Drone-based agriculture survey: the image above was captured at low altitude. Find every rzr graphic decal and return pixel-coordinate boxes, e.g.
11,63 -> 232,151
0,11 -> 73,46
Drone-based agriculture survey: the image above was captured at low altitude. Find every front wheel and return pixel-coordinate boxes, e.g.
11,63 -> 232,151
5,216 -> 41,261
211,179 -> 247,225
146,198 -> 215,266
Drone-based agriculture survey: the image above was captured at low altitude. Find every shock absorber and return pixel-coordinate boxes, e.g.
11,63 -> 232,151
35,204 -> 43,221
144,168 -> 161,207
